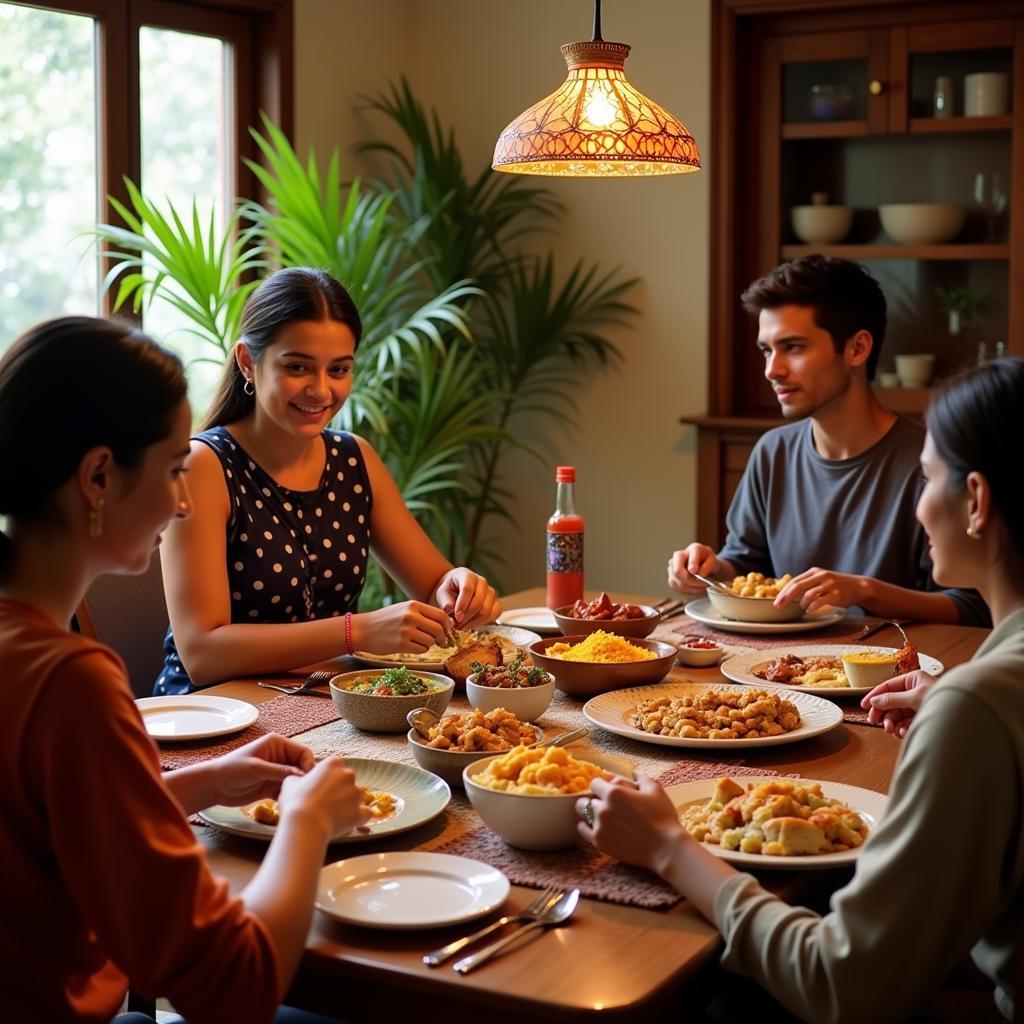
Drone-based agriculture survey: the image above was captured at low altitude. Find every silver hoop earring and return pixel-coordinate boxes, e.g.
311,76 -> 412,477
243,378 -> 255,396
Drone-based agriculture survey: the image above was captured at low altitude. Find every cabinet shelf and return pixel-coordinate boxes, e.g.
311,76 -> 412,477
780,244 -> 1009,261
908,115 -> 1012,134
873,385 -> 932,414
782,120 -> 869,139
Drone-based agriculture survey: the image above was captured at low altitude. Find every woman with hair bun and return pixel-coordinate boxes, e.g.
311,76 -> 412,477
0,316 -> 367,1022
156,266 -> 500,693
580,358 -> 1024,1022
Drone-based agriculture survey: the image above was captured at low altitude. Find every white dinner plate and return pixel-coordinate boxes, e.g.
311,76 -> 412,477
666,776 -> 887,870
582,681 -> 843,749
316,852 -> 509,929
496,606 -> 559,634
198,759 -> 450,843
135,695 -> 258,742
721,644 -> 944,697
683,597 -> 847,635
352,625 -> 536,671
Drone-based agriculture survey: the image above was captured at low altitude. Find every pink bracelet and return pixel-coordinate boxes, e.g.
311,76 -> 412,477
344,611 -> 354,656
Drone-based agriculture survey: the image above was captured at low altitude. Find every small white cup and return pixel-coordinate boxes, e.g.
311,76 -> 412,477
964,72 -> 1008,117
877,371 -> 901,388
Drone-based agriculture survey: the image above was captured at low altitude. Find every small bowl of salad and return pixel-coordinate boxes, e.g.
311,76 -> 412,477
465,654 -> 556,722
329,667 -> 454,732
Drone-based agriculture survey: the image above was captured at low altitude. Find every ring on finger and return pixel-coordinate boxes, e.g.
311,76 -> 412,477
581,796 -> 595,827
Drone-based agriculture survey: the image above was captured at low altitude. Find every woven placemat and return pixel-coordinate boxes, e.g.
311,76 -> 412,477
430,760 -> 780,910
159,692 -> 340,771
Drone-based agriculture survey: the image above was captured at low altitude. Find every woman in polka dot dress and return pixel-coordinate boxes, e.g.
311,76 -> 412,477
156,267 -> 500,693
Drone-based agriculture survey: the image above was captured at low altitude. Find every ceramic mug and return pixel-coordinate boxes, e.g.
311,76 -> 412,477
964,73 -> 1008,117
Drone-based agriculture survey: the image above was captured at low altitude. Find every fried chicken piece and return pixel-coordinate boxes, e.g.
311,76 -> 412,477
896,643 -> 920,674
444,637 -> 502,686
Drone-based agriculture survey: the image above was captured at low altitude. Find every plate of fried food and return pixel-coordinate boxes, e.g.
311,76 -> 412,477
720,642 -> 941,696
666,775 -> 887,869
353,625 -> 539,685
582,681 -> 843,749
197,757 -> 450,843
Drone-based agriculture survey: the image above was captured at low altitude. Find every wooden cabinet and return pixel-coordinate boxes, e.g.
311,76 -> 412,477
689,0 -> 1024,542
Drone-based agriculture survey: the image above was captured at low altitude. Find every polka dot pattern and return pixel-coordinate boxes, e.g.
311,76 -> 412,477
157,426 -> 373,695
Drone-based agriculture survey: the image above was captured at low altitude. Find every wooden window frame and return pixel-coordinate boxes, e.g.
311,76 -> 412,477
20,0 -> 292,313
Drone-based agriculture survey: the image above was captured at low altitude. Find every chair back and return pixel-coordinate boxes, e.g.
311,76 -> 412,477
76,556 -> 167,698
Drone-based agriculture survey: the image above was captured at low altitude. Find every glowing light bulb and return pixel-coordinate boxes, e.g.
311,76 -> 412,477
583,88 -> 618,127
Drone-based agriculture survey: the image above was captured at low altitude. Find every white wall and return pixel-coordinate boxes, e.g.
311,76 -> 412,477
293,0 -> 711,598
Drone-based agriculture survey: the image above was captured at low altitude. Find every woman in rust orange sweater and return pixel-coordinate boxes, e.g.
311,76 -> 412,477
0,317 -> 368,1023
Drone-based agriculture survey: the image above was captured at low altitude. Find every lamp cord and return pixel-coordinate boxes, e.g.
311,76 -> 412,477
592,0 -> 603,41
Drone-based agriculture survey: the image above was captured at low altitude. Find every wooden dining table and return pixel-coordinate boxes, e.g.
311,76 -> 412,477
193,588 -> 988,1023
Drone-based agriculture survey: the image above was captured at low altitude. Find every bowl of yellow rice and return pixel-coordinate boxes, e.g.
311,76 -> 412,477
527,631 -> 677,697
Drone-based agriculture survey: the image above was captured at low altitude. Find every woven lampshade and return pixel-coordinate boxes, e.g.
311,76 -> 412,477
492,39 -> 700,177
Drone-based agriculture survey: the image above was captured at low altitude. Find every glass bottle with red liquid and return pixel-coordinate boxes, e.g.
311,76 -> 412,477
546,466 -> 584,609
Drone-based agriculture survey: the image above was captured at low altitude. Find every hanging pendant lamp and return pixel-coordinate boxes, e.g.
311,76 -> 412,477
492,0 -> 700,177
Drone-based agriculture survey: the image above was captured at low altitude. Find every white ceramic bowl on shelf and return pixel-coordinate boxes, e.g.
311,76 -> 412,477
790,204 -> 853,244
878,203 -> 966,245
894,354 -> 935,388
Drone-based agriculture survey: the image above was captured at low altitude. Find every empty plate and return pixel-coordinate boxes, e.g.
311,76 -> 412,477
316,852 -> 509,929
135,694 -> 258,741
496,606 -> 559,633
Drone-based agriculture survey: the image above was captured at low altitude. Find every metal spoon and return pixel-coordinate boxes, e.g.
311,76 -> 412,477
452,888 -> 581,973
407,706 -> 440,740
689,571 -> 734,594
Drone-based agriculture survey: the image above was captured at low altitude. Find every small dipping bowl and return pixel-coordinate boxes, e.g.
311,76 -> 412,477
841,650 -> 901,689
675,636 -> 724,667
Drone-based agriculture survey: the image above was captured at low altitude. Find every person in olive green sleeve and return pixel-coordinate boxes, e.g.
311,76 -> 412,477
583,358 -> 1024,1023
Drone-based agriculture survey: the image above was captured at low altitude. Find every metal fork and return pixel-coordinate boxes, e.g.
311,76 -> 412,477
257,669 -> 335,696
422,885 -> 561,967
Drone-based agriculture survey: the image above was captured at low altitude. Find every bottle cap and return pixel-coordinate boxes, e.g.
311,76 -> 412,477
555,465 -> 576,483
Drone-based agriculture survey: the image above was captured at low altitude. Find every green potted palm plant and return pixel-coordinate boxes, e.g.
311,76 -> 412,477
92,85 -> 638,601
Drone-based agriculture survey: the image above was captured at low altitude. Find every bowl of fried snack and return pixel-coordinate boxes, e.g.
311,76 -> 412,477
406,707 -> 543,788
463,745 -> 615,850
553,592 -> 661,639
705,572 -> 805,624
330,667 -> 453,732
465,654 -> 555,721
528,631 -> 677,698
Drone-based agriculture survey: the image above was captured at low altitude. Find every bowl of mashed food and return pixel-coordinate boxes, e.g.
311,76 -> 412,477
329,667 -> 453,732
463,745 -> 615,850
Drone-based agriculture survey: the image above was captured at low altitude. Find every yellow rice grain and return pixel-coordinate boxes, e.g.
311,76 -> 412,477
546,630 -> 657,663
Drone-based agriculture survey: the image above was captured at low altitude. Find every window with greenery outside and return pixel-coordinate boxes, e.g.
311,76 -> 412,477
91,81 -> 638,609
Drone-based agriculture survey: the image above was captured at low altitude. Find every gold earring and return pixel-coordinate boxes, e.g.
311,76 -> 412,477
89,499 -> 104,539
966,525 -> 982,540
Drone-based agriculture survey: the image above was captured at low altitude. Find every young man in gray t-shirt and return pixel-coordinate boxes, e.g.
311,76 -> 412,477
668,256 -> 987,626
